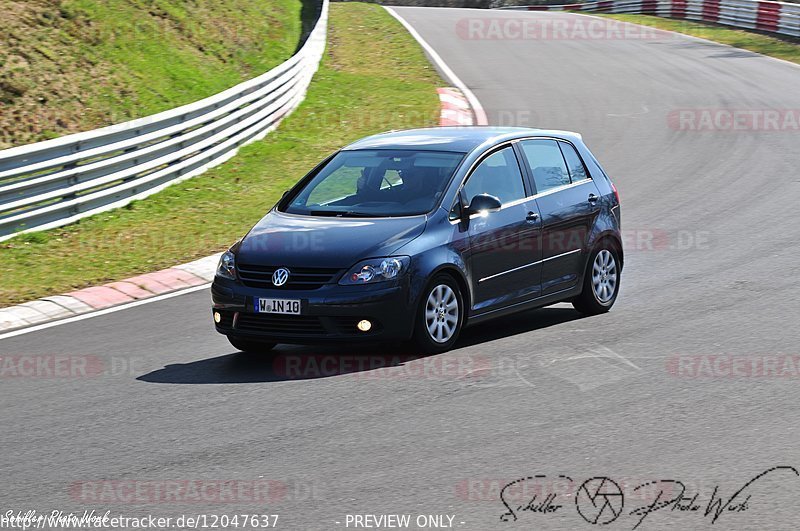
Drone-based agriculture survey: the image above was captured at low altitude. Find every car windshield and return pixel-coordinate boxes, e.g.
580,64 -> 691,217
283,149 -> 465,217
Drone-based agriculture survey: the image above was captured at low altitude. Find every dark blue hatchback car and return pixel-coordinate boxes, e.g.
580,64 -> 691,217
212,127 -> 622,354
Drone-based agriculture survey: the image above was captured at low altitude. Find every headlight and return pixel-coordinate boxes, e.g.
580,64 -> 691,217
216,251 -> 237,280
339,256 -> 410,285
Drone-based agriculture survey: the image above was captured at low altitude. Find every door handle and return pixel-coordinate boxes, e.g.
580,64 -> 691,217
526,211 -> 539,222
588,193 -> 599,203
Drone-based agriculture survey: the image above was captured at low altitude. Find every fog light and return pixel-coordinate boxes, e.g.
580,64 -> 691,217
357,320 -> 372,332
213,311 -> 222,324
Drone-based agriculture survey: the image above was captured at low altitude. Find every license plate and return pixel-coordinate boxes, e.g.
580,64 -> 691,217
255,298 -> 302,315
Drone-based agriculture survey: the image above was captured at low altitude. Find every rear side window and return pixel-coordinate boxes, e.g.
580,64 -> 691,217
559,142 -> 589,182
518,139 -> 569,193
462,146 -> 525,205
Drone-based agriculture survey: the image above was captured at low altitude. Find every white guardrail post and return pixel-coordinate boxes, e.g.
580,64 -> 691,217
499,0 -> 800,39
0,0 -> 329,241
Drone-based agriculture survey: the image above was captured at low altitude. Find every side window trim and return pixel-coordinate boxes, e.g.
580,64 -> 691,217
448,136 -> 592,219
557,140 -> 593,183
452,142 -> 528,211
508,144 -> 532,197
518,138 -> 571,194
512,139 -> 537,195
519,137 -> 595,196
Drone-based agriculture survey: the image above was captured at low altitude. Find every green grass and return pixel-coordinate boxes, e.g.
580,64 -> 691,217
0,3 -> 443,306
0,0 -> 303,148
594,14 -> 800,65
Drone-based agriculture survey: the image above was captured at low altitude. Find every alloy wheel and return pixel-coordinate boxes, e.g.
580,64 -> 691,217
592,249 -> 617,304
425,284 -> 459,343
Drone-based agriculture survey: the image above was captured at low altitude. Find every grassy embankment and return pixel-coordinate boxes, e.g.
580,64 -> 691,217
0,0 -> 305,148
595,13 -> 800,65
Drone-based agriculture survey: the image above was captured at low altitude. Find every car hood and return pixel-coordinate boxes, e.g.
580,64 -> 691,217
235,210 -> 427,268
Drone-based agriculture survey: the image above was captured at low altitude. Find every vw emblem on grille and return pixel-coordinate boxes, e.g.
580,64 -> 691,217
272,267 -> 290,287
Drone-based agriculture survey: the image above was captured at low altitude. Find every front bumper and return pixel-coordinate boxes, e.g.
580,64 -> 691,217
211,276 -> 416,343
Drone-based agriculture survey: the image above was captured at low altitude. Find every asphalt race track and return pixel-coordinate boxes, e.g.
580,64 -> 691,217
2,7 -> 800,530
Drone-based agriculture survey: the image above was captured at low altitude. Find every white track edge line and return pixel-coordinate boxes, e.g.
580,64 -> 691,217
0,283 -> 211,341
383,6 -> 489,125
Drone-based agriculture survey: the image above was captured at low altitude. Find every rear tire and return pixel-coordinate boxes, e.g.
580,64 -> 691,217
412,274 -> 464,354
227,336 -> 276,354
572,242 -> 621,315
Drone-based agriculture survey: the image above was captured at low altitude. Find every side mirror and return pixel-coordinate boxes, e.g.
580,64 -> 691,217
464,194 -> 502,217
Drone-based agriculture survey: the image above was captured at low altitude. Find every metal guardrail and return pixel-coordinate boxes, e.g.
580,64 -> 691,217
500,0 -> 800,39
0,0 -> 329,241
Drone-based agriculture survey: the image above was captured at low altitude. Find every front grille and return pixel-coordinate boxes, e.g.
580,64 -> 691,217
232,313 -> 381,337
235,313 -> 327,336
236,264 -> 341,290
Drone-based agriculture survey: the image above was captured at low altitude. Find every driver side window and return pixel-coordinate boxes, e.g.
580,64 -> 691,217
462,146 -> 526,207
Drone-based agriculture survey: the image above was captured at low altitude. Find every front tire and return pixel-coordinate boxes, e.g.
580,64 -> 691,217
227,336 -> 276,354
412,274 -> 464,354
572,242 -> 621,315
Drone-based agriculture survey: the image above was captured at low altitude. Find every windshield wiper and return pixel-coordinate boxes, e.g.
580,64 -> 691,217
307,210 -> 375,218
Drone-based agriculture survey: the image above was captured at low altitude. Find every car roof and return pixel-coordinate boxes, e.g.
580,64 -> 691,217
341,127 -> 582,153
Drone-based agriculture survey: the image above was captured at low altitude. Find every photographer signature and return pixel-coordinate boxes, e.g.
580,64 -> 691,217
499,466 -> 798,528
